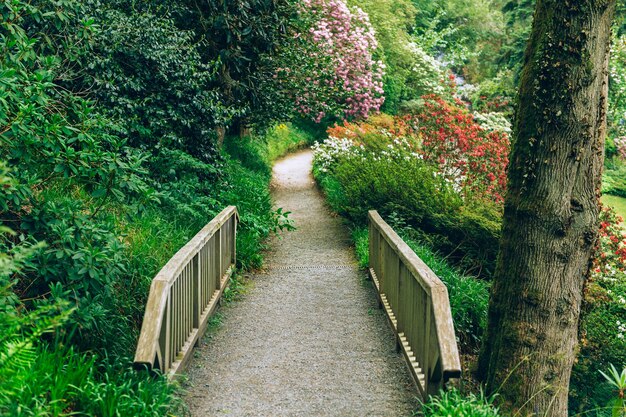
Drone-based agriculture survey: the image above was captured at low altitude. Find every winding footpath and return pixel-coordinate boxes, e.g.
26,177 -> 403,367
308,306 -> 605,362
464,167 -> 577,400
185,150 -> 418,416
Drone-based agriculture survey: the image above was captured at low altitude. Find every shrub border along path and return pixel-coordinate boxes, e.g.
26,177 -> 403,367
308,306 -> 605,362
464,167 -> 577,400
185,150 -> 418,416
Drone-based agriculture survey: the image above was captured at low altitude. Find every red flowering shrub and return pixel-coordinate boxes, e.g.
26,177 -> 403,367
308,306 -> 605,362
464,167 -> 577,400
326,98 -> 510,203
408,96 -> 510,202
593,205 -> 626,278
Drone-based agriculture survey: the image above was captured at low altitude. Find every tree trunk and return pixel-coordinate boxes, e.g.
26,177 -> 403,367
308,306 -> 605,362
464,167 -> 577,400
216,126 -> 226,147
477,1 -> 615,416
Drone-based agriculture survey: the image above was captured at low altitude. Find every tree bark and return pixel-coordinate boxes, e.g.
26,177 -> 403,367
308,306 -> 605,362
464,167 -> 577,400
477,1 -> 616,416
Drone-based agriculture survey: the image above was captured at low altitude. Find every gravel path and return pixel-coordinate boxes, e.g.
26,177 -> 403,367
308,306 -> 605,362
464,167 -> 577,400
185,150 -> 418,416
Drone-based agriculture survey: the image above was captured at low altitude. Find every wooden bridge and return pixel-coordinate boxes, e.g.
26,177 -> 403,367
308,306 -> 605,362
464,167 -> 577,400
135,210 -> 461,396
134,206 -> 461,399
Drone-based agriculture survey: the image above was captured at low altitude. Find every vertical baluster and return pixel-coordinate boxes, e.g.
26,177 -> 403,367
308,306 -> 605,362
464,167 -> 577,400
205,244 -> 210,305
176,275 -> 183,356
188,264 -> 192,335
232,214 -> 237,266
164,289 -> 171,372
203,245 -> 209,308
193,254 -> 200,329
216,229 -> 222,289
208,236 -> 213,294
397,264 -> 407,335
169,282 -> 175,365
368,219 -> 375,274
223,221 -> 228,275
222,222 -> 228,275
173,278 -> 178,357
416,282 -> 425,370
423,295 -> 432,390
208,237 -> 213,296
184,265 -> 189,338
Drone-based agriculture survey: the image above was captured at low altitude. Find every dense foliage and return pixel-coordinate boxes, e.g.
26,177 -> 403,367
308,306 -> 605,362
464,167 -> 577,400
3,0 -> 626,414
0,0 -> 313,414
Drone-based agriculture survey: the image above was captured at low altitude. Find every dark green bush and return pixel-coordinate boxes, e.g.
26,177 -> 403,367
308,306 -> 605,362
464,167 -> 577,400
570,278 -> 626,416
77,4 -> 232,163
315,148 -> 502,277
603,161 -> 626,198
329,151 -> 461,225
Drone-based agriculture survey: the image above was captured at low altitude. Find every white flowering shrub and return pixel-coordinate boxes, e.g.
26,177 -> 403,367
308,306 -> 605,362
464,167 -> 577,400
473,111 -> 512,134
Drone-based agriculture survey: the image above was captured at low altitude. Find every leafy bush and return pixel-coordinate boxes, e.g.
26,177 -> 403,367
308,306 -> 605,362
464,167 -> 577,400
603,162 -> 626,198
78,4 -> 231,163
571,267 -> 626,415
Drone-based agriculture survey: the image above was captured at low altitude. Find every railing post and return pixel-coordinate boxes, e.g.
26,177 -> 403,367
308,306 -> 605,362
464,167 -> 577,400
424,299 -> 432,393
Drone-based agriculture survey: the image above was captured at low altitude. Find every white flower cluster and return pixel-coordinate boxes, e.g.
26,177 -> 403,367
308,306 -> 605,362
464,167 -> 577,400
473,111 -> 512,134
312,137 -> 361,173
312,133 -> 422,173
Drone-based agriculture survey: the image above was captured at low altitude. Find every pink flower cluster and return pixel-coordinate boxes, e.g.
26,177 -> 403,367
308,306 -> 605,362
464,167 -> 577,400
298,0 -> 385,121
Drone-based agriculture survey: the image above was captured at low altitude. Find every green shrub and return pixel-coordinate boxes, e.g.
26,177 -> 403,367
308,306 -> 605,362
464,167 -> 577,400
570,276 -> 626,415
329,150 -> 461,226
419,388 -> 503,417
352,227 -> 370,269
603,161 -> 626,198
77,3 -> 232,163
1,345 -> 182,416
225,135 -> 271,176
314,138 -> 502,277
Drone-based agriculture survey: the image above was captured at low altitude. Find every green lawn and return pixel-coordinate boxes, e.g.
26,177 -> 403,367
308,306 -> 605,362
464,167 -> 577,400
602,194 -> 626,220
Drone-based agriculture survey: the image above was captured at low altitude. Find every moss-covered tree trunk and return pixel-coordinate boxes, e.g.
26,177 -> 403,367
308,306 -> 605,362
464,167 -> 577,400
477,1 -> 615,415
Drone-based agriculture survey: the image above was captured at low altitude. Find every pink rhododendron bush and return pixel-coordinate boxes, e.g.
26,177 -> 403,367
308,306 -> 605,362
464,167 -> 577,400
275,0 -> 385,123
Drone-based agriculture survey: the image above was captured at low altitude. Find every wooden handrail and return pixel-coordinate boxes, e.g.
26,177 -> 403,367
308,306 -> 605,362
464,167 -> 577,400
368,210 -> 461,397
134,206 -> 239,376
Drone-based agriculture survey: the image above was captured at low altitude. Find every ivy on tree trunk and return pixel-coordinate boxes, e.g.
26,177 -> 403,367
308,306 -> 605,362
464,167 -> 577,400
477,0 -> 616,416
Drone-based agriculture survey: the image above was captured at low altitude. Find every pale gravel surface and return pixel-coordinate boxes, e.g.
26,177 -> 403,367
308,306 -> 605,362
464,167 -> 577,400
185,150 -> 418,416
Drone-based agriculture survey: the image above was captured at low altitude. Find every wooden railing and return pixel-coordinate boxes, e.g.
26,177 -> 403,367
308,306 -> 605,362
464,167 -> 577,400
134,206 -> 238,376
368,210 -> 461,397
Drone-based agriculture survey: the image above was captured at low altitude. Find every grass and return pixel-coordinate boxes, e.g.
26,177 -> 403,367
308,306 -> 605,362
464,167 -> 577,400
417,388 -> 502,417
266,123 -> 316,163
602,194 -> 626,221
